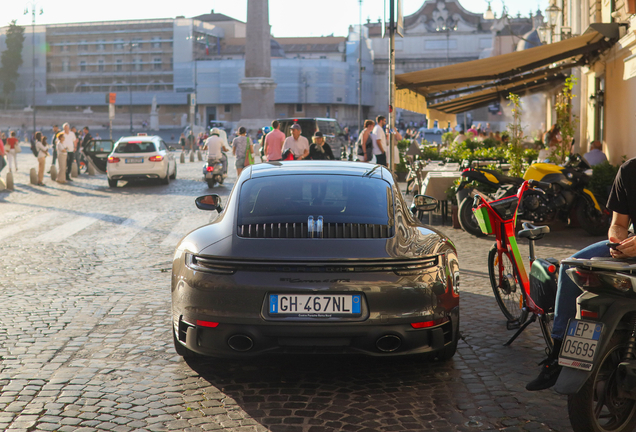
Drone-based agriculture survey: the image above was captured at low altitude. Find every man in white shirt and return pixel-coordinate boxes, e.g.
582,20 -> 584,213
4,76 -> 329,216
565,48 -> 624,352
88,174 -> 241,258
372,116 -> 387,166
281,124 -> 309,160
62,123 -> 77,181
205,128 -> 230,174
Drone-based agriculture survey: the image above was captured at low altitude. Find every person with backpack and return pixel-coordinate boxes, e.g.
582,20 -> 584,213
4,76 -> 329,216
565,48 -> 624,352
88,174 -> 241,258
35,132 -> 49,186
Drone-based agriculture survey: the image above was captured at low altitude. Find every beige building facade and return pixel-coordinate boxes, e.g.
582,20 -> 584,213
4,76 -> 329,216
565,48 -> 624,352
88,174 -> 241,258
561,0 -> 636,162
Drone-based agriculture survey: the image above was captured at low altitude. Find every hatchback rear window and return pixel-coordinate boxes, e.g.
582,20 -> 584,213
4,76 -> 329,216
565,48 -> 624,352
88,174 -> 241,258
114,141 -> 157,153
238,175 -> 391,226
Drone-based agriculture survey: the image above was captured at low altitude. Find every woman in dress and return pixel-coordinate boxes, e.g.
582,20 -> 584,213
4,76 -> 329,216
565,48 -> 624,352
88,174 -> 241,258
35,132 -> 50,185
56,132 -> 67,184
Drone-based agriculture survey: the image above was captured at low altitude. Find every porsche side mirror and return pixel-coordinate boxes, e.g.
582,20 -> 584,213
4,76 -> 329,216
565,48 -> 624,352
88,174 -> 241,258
196,195 -> 223,212
413,195 -> 438,212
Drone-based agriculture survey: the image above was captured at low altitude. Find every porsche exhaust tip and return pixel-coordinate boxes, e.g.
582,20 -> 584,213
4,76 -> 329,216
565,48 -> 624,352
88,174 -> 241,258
227,334 -> 254,352
376,335 -> 401,353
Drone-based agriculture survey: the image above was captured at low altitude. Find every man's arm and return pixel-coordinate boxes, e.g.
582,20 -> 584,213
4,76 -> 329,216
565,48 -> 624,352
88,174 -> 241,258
609,212 -> 634,258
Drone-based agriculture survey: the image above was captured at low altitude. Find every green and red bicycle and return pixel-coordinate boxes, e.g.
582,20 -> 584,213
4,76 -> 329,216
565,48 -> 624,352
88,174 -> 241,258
473,179 -> 559,352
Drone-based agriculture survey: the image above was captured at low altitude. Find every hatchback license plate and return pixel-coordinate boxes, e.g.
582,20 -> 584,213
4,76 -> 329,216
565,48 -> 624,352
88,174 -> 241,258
125,158 -> 143,164
558,319 -> 604,371
269,294 -> 361,317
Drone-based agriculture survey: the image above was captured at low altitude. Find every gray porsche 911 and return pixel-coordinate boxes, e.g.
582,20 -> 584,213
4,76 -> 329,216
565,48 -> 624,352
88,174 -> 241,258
171,161 -> 460,359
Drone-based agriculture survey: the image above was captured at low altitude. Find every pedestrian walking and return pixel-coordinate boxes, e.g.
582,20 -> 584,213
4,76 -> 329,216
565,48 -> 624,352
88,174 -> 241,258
187,131 -> 195,154
372,116 -> 388,166
281,124 -> 309,160
263,121 -> 285,162
62,123 -> 77,181
35,132 -> 49,186
179,133 -> 186,151
56,133 -> 67,184
6,131 -> 20,172
232,126 -> 253,177
0,133 -> 6,173
79,126 -> 93,173
49,125 -> 59,171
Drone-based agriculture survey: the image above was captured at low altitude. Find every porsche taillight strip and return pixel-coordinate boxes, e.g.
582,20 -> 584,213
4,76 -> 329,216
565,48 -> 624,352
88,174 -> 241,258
238,223 -> 393,239
185,253 -> 438,274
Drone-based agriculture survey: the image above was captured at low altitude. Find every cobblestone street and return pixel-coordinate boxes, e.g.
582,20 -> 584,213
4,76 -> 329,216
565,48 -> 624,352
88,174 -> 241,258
0,150 -> 607,431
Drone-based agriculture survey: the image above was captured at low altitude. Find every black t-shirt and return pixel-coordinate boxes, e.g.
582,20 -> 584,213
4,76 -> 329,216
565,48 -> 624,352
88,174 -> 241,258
607,157 -> 636,225
309,143 -> 335,160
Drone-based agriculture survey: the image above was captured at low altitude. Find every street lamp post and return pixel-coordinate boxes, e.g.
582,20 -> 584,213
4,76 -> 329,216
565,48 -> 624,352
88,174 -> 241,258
24,2 -> 42,141
358,0 -> 362,139
128,41 -> 138,134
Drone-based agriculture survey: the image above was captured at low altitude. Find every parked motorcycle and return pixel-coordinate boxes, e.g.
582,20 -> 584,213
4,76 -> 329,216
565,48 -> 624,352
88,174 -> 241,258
202,154 -> 227,188
456,154 -> 610,237
555,256 -> 636,432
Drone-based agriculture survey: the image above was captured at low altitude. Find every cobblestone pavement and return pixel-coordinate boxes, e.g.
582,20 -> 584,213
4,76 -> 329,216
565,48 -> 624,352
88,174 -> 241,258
0,149 -> 607,431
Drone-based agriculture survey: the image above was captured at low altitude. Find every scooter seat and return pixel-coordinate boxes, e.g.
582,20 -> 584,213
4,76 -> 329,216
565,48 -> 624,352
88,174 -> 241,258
518,223 -> 550,240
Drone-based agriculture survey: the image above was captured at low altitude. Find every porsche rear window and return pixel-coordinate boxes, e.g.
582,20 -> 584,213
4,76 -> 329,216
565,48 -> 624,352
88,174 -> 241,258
238,175 -> 391,226
114,141 -> 157,153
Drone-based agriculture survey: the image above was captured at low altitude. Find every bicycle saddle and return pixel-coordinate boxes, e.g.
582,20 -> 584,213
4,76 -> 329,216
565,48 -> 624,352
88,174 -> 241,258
518,223 -> 550,240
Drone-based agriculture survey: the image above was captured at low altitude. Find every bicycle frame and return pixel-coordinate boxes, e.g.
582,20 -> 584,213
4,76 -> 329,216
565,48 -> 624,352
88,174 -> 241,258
473,181 -> 543,316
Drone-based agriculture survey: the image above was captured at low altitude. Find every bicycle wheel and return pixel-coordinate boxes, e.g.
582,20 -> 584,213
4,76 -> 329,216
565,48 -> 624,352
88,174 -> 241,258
538,312 -> 554,354
488,243 -> 528,324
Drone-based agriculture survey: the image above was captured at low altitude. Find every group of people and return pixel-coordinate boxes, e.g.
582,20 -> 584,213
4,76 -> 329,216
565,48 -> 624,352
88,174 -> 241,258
203,120 -> 340,179
0,124 -> 93,185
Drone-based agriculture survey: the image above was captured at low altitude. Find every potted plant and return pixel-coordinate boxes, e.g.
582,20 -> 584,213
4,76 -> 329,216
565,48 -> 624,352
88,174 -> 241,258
394,155 -> 409,182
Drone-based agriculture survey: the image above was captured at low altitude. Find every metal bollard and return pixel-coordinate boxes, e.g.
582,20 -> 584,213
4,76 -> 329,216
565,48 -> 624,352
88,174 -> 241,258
71,161 -> 79,177
189,151 -> 195,162
0,177 -> 6,191
6,171 -> 14,190
30,168 -> 38,185
197,150 -> 202,161
87,161 -> 95,176
50,165 -> 57,180
180,152 -> 185,164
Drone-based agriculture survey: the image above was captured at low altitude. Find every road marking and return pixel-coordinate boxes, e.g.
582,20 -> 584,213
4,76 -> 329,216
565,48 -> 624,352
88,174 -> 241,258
101,211 -> 159,244
35,213 -> 102,243
160,213 -> 212,247
0,212 -> 56,242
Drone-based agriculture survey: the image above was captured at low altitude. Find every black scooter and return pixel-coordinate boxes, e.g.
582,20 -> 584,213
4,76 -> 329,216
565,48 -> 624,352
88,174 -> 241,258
556,256 -> 636,432
202,153 -> 228,188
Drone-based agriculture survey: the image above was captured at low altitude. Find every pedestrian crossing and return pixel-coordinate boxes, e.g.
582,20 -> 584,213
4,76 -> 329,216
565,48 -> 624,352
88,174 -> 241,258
1,210 -> 215,247
99,211 -> 159,245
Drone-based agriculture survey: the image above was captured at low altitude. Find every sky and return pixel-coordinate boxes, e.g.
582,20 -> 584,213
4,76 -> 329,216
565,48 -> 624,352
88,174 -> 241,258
6,0 -> 549,37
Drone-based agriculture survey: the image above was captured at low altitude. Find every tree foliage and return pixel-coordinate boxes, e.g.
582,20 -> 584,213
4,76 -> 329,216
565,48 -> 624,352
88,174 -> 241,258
0,21 -> 25,108
553,76 -> 578,164
506,93 -> 525,177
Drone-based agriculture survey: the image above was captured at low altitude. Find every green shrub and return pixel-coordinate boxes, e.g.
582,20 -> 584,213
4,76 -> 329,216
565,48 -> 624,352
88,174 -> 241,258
589,161 -> 620,202
442,131 -> 458,146
397,139 -> 410,153
420,145 -> 440,160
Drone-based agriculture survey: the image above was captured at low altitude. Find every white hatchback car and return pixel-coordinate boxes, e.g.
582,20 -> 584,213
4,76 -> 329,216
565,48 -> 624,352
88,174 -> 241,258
106,136 -> 177,188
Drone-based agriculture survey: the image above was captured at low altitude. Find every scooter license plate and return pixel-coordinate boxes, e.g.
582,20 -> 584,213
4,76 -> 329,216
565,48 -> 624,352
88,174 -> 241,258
558,319 -> 604,371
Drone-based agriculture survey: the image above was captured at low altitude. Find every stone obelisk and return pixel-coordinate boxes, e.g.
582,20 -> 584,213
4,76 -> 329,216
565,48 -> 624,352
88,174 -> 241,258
238,0 -> 276,130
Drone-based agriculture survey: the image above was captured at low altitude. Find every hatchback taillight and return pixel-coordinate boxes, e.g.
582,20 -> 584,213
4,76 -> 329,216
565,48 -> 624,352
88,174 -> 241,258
108,157 -> 120,163
149,155 -> 163,162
